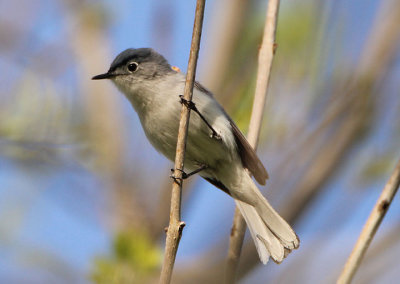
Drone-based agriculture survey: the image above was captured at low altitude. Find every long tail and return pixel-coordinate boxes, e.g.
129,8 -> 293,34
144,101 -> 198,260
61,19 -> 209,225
235,182 -> 299,264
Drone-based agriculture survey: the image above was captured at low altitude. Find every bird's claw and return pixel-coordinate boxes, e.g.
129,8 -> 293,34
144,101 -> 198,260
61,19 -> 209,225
170,168 -> 188,184
179,95 -> 197,111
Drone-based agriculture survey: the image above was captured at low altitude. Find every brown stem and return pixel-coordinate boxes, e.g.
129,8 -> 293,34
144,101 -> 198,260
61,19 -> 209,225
159,1 -> 206,283
337,158 -> 400,284
225,0 -> 281,282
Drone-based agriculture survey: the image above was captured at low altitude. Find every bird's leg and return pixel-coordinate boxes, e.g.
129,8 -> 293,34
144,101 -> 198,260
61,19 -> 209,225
179,95 -> 222,140
170,164 -> 208,183
182,164 -> 208,178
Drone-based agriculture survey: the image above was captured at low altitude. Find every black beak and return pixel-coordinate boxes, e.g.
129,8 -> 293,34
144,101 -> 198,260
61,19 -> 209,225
92,72 -> 114,80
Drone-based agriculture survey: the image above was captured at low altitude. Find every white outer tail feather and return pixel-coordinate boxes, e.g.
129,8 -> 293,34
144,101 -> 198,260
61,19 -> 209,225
252,189 -> 299,250
236,201 -> 275,263
234,179 -> 299,264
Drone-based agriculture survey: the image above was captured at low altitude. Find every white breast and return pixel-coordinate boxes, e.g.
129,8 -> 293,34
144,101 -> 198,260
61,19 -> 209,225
120,72 -> 239,173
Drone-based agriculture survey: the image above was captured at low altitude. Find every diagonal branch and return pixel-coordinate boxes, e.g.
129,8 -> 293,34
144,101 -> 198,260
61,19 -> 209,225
337,158 -> 400,284
159,1 -> 206,283
225,0 -> 281,283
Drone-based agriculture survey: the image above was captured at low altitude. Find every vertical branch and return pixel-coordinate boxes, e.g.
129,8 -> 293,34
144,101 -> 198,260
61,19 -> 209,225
337,158 -> 400,284
225,0 -> 281,282
246,0 -> 280,147
159,1 -> 206,284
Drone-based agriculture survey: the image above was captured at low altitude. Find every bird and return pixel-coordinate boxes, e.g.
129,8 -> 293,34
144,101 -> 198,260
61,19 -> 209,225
92,48 -> 299,264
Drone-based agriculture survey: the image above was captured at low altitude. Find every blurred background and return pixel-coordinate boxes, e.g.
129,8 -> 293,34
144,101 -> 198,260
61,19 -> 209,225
1,0 -> 400,283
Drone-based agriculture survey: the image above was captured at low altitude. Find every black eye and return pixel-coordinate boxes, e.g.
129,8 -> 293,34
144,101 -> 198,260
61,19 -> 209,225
127,62 -> 138,72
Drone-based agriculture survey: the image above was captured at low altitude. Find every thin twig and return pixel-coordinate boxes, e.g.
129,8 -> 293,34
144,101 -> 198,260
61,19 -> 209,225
159,1 -> 206,283
337,158 -> 400,284
225,0 -> 281,283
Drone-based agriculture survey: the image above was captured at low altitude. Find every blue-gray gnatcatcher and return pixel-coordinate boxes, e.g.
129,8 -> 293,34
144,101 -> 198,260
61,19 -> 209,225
92,48 -> 299,264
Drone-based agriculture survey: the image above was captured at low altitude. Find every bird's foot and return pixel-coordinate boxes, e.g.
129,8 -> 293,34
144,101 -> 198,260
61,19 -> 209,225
170,164 -> 208,182
179,95 -> 222,141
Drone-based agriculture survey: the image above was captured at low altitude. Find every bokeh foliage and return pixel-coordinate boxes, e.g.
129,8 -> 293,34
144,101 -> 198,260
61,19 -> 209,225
91,230 -> 161,284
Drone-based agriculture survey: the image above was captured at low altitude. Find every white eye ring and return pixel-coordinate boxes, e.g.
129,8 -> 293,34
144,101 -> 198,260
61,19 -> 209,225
127,62 -> 139,72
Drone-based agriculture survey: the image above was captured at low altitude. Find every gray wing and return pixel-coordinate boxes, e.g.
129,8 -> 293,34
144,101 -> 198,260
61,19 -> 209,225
229,120 -> 269,185
194,81 -> 269,185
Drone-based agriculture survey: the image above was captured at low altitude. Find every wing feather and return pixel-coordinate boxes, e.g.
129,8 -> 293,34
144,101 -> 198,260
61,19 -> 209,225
194,81 -> 269,185
230,121 -> 269,185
